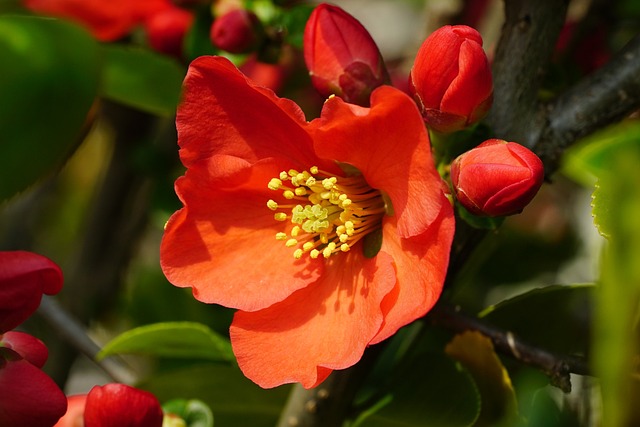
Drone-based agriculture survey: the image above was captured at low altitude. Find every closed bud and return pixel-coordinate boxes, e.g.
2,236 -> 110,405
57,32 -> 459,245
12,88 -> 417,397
303,3 -> 389,106
210,9 -> 264,54
84,383 -> 163,427
410,25 -> 493,133
145,6 -> 194,58
451,139 -> 544,217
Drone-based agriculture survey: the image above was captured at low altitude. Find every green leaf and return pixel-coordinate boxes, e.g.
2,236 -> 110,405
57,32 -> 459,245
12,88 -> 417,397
562,121 -> 640,187
163,399 -> 214,427
98,322 -> 234,362
355,351 -> 480,427
479,284 -> 594,357
102,45 -> 185,116
593,147 -> 640,427
140,364 -> 290,427
279,4 -> 315,49
0,15 -> 101,201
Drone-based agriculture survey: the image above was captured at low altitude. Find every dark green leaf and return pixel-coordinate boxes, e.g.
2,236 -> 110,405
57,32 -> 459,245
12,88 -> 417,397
102,45 -> 185,116
479,284 -> 594,357
355,351 -> 480,427
98,322 -> 234,362
0,15 -> 101,201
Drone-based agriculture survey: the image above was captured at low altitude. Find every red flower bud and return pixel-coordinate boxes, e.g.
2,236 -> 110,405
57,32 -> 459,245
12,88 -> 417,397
210,9 -> 264,54
410,25 -> 493,133
303,3 -> 389,106
145,6 -> 194,57
451,139 -> 544,216
84,383 -> 163,427
0,348 -> 67,427
0,251 -> 63,333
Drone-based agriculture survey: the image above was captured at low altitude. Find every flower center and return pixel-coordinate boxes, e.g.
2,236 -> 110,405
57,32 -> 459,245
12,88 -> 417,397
267,166 -> 386,259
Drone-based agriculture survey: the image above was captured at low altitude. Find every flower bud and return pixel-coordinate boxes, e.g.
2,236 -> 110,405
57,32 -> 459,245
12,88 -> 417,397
145,6 -> 194,58
410,25 -> 493,133
84,384 -> 163,427
303,3 -> 389,106
210,9 -> 264,54
451,139 -> 544,216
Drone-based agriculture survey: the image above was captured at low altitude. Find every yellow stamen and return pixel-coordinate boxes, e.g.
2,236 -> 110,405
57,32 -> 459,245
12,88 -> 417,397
267,166 -> 387,259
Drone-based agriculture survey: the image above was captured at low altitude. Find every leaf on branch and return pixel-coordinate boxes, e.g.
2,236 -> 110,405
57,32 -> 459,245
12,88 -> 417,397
97,321 -> 234,362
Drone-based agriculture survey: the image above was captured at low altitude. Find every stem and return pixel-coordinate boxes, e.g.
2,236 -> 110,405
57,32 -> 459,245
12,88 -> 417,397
428,303 -> 590,393
535,34 -> 640,175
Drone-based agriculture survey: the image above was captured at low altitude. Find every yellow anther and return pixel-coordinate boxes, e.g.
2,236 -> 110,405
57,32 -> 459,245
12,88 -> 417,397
284,190 -> 295,199
303,241 -> 315,251
306,177 -> 317,187
310,166 -> 319,174
310,249 -> 320,259
274,213 -> 287,221
291,226 -> 301,237
293,249 -> 303,259
268,178 -> 282,190
295,187 -> 307,196
285,238 -> 298,247
322,178 -> 336,190
267,199 -> 278,210
340,199 -> 352,208
339,233 -> 349,243
275,232 -> 287,240
340,243 -> 350,252
288,169 -> 299,177
279,171 -> 288,180
320,233 -> 329,244
327,242 -> 337,252
322,247 -> 333,258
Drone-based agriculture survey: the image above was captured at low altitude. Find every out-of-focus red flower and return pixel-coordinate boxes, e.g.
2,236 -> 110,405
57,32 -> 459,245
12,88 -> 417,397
160,56 -> 455,388
210,8 -> 264,54
83,384 -> 163,427
23,0 -> 174,42
144,5 -> 194,57
555,21 -> 611,75
410,25 -> 493,133
451,139 -> 544,216
239,55 -> 288,93
53,395 -> 87,427
0,251 -> 63,333
0,347 -> 67,427
0,331 -> 48,368
303,3 -> 389,106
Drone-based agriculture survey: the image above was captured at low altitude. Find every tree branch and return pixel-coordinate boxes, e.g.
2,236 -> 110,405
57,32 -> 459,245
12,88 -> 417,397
428,303 -> 590,393
487,0 -> 570,147
535,34 -> 640,175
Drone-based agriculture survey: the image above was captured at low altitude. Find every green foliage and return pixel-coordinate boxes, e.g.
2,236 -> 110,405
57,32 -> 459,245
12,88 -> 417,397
163,399 -> 215,427
98,322 -> 234,362
0,15 -> 101,202
141,364 -> 290,427
479,285 -> 593,357
101,45 -> 185,117
354,350 -> 480,427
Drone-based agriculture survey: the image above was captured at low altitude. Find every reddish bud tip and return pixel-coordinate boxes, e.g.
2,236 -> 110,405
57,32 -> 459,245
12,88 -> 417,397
451,139 -> 544,217
210,9 -> 264,54
145,6 -> 194,58
410,25 -> 493,133
84,384 -> 163,427
303,3 -> 389,106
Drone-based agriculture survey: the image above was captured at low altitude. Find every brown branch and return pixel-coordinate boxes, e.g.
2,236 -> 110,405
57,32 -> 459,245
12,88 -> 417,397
428,303 -> 591,393
487,0 -> 570,147
535,34 -> 640,175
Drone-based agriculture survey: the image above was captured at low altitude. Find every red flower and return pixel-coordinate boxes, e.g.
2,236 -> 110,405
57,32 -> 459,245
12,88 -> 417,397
23,0 -> 174,42
160,56 -> 455,388
0,348 -> 67,427
410,25 -> 493,133
210,8 -> 264,54
144,6 -> 194,58
83,384 -> 163,427
0,331 -> 48,368
303,3 -> 389,106
451,139 -> 544,216
0,251 -> 63,333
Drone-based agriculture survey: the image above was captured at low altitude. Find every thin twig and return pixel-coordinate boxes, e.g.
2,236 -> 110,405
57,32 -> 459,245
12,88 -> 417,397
37,296 -> 136,384
428,303 -> 590,393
